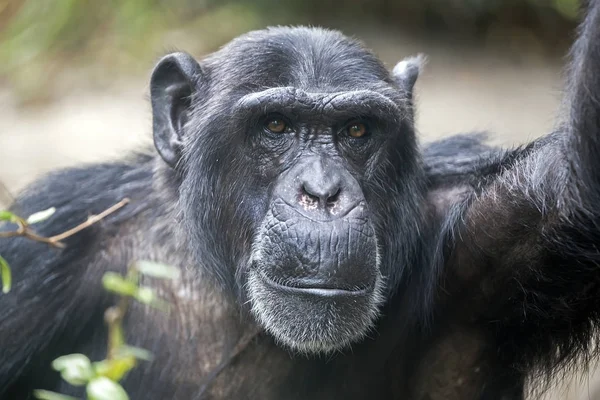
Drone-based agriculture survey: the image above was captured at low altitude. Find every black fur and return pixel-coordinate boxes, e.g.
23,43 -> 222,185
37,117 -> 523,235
2,2 -> 600,399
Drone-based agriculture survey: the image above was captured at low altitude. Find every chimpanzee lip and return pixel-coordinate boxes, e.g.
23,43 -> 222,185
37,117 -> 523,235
257,271 -> 372,297
278,199 -> 367,222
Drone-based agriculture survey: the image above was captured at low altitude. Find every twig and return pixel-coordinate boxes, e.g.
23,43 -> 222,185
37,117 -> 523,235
104,294 -> 132,360
50,199 -> 130,242
0,198 -> 130,248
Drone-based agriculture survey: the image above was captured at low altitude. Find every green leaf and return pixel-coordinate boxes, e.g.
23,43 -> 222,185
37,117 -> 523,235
86,377 -> 129,400
26,207 -> 56,224
0,210 -> 18,222
102,272 -> 138,297
93,357 -> 136,382
0,254 -> 11,294
102,272 -> 170,310
33,389 -> 80,400
133,286 -> 169,311
134,286 -> 156,304
114,345 -> 153,362
134,261 -> 180,280
51,354 -> 95,386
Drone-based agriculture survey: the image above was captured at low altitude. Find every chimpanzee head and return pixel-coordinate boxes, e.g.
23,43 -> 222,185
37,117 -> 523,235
150,26 -> 426,354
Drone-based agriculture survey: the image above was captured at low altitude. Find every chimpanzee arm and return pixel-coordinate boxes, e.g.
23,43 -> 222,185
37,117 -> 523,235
444,0 -> 600,387
0,159 -> 152,394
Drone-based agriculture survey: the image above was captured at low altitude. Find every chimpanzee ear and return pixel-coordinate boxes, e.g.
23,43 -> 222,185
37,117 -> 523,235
150,52 -> 204,168
392,54 -> 426,98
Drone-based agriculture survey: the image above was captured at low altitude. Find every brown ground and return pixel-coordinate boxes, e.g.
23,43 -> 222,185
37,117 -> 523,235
1,24 -> 598,399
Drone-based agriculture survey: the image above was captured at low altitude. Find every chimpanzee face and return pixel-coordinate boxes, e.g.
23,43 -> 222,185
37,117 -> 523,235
151,27 -> 424,354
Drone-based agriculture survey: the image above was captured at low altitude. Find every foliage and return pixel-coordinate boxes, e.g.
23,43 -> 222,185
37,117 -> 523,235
33,261 -> 179,400
0,0 -> 263,103
0,201 -> 178,399
0,207 -> 56,292
0,0 -> 581,104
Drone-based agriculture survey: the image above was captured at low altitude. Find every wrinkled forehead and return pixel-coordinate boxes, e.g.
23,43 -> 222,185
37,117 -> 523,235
209,28 -> 393,92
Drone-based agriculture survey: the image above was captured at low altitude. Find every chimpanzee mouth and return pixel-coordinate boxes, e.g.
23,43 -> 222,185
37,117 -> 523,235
257,271 -> 372,297
246,268 -> 385,354
245,200 -> 383,353
280,198 -> 367,222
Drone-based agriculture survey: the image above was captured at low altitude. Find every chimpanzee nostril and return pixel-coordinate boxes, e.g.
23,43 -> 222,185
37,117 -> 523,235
326,188 -> 341,206
301,184 -> 321,204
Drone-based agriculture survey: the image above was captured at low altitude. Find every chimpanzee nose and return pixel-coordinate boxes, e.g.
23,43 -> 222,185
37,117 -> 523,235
272,157 -> 365,220
301,180 -> 341,208
288,157 -> 362,218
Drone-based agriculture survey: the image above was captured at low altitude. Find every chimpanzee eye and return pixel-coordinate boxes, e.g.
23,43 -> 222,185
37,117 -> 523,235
265,119 -> 287,134
346,122 -> 368,138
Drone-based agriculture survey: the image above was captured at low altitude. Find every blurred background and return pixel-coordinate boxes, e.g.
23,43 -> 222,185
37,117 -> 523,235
0,0 -> 597,398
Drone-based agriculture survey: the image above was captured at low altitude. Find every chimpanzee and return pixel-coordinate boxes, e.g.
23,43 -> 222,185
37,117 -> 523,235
2,0 -> 600,399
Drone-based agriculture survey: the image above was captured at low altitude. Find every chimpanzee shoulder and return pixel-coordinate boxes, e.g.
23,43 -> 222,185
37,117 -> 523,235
421,132 -> 539,189
4,153 -> 155,240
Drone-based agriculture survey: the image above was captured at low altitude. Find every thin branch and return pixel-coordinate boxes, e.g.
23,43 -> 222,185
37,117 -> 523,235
49,198 -> 130,243
0,229 -> 23,239
23,230 -> 66,248
104,294 -> 132,360
0,198 -> 130,248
